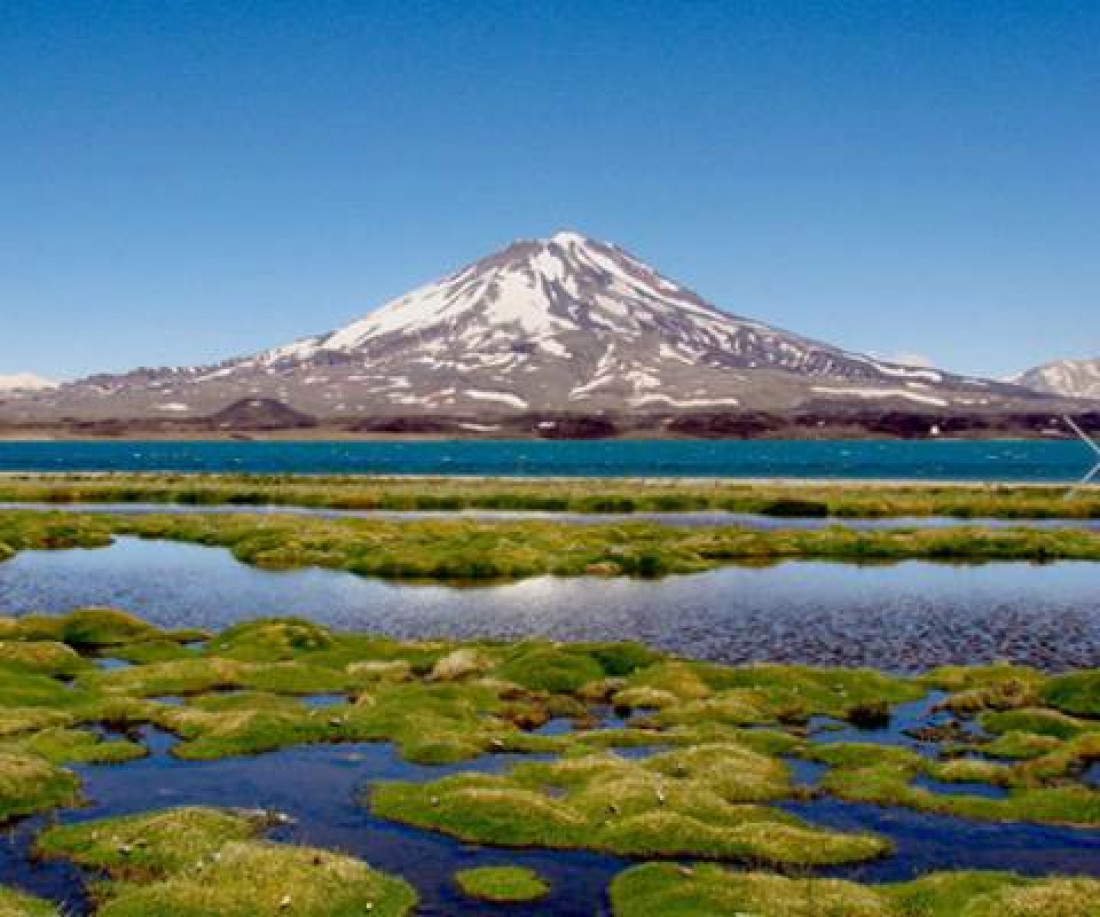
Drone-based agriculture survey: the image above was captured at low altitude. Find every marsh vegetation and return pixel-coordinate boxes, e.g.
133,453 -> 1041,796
2,509 -> 1100,586
0,473 -> 1097,519
0,608 -> 1098,913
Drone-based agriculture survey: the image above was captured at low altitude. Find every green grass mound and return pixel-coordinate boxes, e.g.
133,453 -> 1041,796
495,646 -> 608,693
209,619 -> 337,661
36,608 -> 161,648
36,807 -> 417,916
0,641 -> 89,677
371,745 -> 888,867
610,864 -> 1100,917
0,668 -> 85,709
0,751 -> 80,821
36,807 -> 267,878
629,661 -> 924,724
1041,672 -> 1100,718
979,708 -> 1090,741
98,842 -> 415,917
805,740 -> 1100,827
0,886 -> 58,917
2,727 -> 145,766
454,866 -> 550,903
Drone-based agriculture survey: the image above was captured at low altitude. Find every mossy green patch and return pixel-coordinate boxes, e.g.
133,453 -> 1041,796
610,864 -> 1100,917
371,744 -> 888,866
0,707 -> 73,739
96,842 -> 417,916
0,751 -> 80,821
495,645 -> 607,693
37,807 -> 417,916
208,619 -> 336,661
924,664 -> 1043,714
0,886 -> 58,917
454,866 -> 549,903
36,807 -> 266,878
630,661 -> 923,727
2,727 -> 145,765
980,707 -> 1093,741
344,680 -> 546,764
0,641 -> 89,677
806,741 -> 1100,827
0,669 -> 86,709
1041,672 -> 1100,717
34,608 -> 161,649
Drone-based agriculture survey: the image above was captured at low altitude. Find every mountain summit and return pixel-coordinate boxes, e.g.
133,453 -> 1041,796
1012,358 -> 1100,401
251,229 -> 953,410
0,232 -> 1070,432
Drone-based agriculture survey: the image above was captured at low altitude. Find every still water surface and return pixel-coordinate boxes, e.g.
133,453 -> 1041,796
1,538 -> 1097,671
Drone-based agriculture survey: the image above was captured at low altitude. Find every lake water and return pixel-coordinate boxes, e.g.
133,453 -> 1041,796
0,438 -> 1095,481
2,538 -> 1098,672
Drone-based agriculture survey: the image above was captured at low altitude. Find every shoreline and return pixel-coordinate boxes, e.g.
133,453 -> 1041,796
0,472 -> 1094,522
0,470 -> 1094,488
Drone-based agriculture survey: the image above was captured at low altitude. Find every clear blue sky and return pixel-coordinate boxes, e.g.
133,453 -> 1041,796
2,1 -> 1097,380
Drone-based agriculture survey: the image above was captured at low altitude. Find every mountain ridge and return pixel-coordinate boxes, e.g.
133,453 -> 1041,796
1012,358 -> 1100,401
0,231 -> 1084,436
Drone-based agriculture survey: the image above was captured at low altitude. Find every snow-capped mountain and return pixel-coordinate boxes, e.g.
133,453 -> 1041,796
0,232 -> 1064,428
0,373 -> 56,393
1011,358 -> 1100,401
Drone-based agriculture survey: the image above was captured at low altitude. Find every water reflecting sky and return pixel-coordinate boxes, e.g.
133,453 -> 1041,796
2,538 -> 1097,671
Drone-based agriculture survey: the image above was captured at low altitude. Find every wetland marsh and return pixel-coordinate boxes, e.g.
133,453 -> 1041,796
0,477 -> 1097,913
0,609 -> 1099,915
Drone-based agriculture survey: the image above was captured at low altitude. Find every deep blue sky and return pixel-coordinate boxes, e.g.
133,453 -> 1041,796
3,1 -> 1097,380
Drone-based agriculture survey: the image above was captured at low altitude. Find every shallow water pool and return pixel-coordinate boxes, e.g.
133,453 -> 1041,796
2,538 -> 1098,671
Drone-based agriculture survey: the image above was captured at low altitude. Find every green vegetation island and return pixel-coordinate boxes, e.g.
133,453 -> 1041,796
1,508 -> 1100,583
0,472 -> 1097,518
0,608 -> 1097,914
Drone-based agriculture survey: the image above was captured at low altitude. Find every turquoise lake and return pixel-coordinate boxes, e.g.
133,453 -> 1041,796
0,438 -> 1094,480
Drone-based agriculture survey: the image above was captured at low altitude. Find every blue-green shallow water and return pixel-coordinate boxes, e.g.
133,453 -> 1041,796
0,439 -> 1094,481
3,714 -> 1099,916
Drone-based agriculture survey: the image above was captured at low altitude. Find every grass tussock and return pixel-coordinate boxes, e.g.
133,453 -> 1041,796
371,744 -> 890,866
37,807 -> 417,917
0,750 -> 81,821
609,864 -> 1100,917
454,866 -> 550,903
0,887 -> 58,917
0,605 -> 1095,863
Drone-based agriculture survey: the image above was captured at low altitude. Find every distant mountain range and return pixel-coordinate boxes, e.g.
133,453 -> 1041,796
0,232 -> 1092,439
1011,358 -> 1100,401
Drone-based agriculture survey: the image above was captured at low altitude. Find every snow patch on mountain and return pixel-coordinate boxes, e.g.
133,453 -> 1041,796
1012,358 -> 1100,401
0,373 -> 57,393
811,386 -> 950,407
